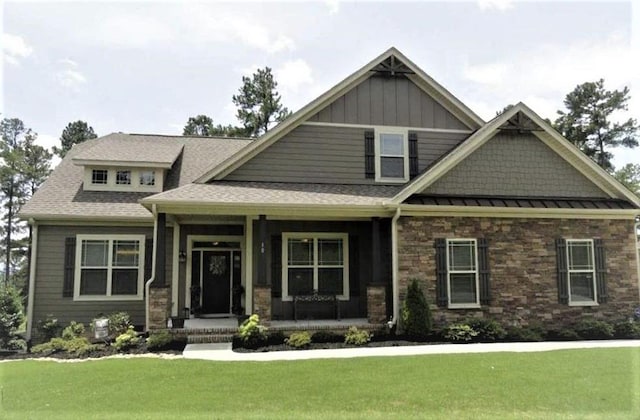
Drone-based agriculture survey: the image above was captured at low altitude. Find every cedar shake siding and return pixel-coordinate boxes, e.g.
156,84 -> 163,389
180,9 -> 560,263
398,217 -> 639,329
253,219 -> 392,320
225,124 -> 468,184
422,133 -> 609,198
308,76 -> 470,130
31,225 -> 173,340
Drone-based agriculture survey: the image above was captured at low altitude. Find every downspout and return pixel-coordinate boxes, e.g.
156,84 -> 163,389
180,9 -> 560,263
25,219 -> 38,341
390,206 -> 402,329
144,205 -> 158,331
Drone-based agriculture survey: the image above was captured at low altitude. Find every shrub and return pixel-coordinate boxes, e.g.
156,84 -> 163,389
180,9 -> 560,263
506,326 -> 544,342
344,326 -> 371,346
444,323 -> 478,342
61,321 -> 85,340
146,330 -> 173,350
401,279 -> 432,340
37,315 -> 62,341
466,318 -> 506,342
613,319 -> 640,339
574,319 -> 614,340
237,314 -> 267,349
112,326 -> 140,352
266,331 -> 286,346
0,286 -> 24,349
311,331 -> 344,343
32,337 -> 99,357
547,328 -> 580,341
32,337 -> 67,354
286,331 -> 312,348
107,312 -> 132,336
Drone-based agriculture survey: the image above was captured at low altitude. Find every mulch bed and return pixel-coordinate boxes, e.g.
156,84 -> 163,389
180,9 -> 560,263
233,340 -> 436,353
0,342 -> 186,361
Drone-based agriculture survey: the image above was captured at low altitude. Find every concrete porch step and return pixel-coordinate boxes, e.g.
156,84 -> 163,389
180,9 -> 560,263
187,334 -> 235,344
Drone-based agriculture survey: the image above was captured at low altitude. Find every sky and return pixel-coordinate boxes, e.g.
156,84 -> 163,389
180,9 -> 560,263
2,0 -> 639,168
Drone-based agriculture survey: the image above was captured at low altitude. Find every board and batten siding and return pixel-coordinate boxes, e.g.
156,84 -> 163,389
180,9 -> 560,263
31,225 -> 173,339
422,133 -> 609,198
308,76 -> 470,130
225,124 -> 469,184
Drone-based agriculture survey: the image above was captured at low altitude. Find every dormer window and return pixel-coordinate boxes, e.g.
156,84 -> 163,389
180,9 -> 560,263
139,171 -> 155,186
375,128 -> 409,182
116,170 -> 132,185
92,169 -> 108,185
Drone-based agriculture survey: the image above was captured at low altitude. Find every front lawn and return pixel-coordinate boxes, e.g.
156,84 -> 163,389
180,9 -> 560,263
2,348 -> 639,419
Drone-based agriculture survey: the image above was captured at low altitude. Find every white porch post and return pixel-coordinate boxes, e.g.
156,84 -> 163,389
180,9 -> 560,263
171,222 -> 180,317
245,215 -> 254,314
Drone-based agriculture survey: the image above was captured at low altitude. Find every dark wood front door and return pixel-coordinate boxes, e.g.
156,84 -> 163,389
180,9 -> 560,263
201,251 -> 232,314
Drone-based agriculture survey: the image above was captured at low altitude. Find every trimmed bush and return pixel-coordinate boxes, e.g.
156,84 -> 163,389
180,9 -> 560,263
286,331 -> 311,348
237,314 -> 267,349
401,279 -> 432,340
547,328 -> 580,341
107,312 -> 132,336
112,326 -> 140,352
466,318 -> 506,342
32,337 -> 99,357
311,331 -> 343,343
344,326 -> 371,346
0,286 -> 24,349
506,326 -> 545,342
61,321 -> 85,340
266,331 -> 286,346
146,330 -> 173,350
574,319 -> 614,340
37,315 -> 62,341
613,319 -> 640,339
444,324 -> 478,342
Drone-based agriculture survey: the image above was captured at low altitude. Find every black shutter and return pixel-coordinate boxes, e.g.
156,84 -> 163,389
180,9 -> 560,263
144,238 -> 153,295
63,237 -> 76,297
478,238 -> 490,305
556,238 -> 568,304
364,130 -> 375,179
271,235 -> 282,298
409,132 -> 419,179
434,238 -> 448,307
594,238 -> 607,303
349,235 -> 359,297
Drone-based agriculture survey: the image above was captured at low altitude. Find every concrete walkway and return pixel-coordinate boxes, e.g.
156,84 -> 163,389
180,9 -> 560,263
182,339 -> 640,362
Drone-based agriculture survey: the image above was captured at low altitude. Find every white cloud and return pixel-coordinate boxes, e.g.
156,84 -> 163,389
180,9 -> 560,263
275,59 -> 314,93
477,0 -> 514,12
463,62 -> 509,86
34,133 -> 58,151
2,33 -> 33,65
325,0 -> 340,15
224,18 -> 295,54
55,59 -> 87,90
94,15 -> 174,48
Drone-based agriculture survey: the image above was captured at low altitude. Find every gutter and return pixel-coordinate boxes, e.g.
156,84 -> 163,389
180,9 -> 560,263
144,205 -> 158,331
25,220 -> 38,341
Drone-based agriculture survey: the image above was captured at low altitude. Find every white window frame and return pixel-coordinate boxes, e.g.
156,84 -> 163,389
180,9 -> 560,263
74,234 -> 145,301
566,239 -> 598,306
374,127 -> 409,183
83,167 -> 163,192
281,232 -> 349,301
446,238 -> 480,309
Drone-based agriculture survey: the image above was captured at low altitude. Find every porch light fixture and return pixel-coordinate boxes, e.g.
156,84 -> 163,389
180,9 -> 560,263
178,251 -> 187,263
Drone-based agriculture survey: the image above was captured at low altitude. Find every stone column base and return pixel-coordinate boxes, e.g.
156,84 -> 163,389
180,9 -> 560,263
367,285 -> 387,324
149,286 -> 171,329
253,286 -> 272,325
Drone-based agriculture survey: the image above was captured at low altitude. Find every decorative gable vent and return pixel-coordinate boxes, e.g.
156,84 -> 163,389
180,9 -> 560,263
498,111 -> 542,134
371,55 -> 415,78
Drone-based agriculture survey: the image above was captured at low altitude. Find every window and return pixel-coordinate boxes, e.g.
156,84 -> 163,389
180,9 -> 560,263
91,169 -> 108,185
282,233 -> 349,300
75,235 -> 145,300
566,239 -> 596,304
446,239 -> 479,307
376,129 -> 408,182
139,170 -> 155,186
116,170 -> 132,185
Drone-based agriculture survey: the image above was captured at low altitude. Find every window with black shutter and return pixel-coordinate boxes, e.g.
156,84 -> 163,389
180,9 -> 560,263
63,237 -> 76,297
557,238 -> 606,305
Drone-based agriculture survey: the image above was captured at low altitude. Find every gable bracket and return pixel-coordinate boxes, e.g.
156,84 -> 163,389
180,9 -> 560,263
372,55 -> 415,78
498,111 -> 543,134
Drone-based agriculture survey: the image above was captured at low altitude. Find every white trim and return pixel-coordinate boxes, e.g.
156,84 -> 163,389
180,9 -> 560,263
25,222 -> 38,341
83,167 -> 163,192
281,232 -> 349,301
374,127 -> 409,183
171,222 -> 180,317
446,238 -> 480,309
245,216 -> 254,315
301,121 -> 473,134
73,159 -> 174,169
73,234 -> 146,301
566,239 -> 598,307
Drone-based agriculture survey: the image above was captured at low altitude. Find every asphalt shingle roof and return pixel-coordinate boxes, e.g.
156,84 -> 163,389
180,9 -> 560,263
20,133 -> 252,220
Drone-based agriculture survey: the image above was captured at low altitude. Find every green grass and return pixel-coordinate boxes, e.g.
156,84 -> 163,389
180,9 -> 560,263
1,348 -> 639,419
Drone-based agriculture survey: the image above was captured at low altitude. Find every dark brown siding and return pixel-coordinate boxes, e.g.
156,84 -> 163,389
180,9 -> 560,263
308,76 -> 470,130
31,225 -> 173,338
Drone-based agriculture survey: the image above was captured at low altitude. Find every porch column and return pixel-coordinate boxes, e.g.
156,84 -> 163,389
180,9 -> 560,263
153,212 -> 167,287
371,217 -> 381,284
257,214 -> 267,285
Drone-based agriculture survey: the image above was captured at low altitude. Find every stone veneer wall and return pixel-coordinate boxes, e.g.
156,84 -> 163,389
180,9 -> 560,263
398,216 -> 640,329
148,287 -> 171,329
367,285 -> 387,323
253,286 -> 272,324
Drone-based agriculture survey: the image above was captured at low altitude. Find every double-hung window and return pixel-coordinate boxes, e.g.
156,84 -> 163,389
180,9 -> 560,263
447,239 -> 479,307
566,239 -> 597,305
75,235 -> 145,300
282,233 -> 349,300
376,129 -> 408,182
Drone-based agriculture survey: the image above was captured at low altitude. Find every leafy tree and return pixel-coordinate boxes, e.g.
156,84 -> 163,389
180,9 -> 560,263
53,120 -> 97,158
232,67 -> 292,137
614,163 -> 640,196
554,79 -> 639,171
183,115 -> 215,136
23,136 -> 52,196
